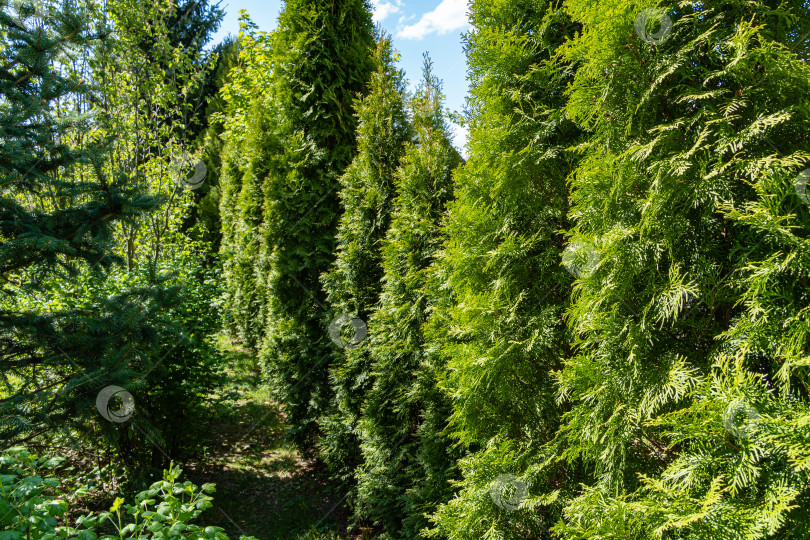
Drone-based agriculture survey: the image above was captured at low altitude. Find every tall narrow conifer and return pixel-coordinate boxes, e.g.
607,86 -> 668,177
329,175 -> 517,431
427,0 -> 582,537
318,32 -> 412,503
356,56 -> 462,537
217,17 -> 274,348
256,0 -> 375,450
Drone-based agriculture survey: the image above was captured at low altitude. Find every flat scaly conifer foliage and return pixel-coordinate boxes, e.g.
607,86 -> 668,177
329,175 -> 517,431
356,55 -> 462,537
318,31 -> 412,509
556,1 -> 810,538
427,1 -> 583,537
218,3 -> 375,453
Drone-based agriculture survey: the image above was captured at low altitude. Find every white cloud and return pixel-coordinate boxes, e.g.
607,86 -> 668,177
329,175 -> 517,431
370,0 -> 401,23
397,0 -> 469,40
398,13 -> 417,24
451,124 -> 469,159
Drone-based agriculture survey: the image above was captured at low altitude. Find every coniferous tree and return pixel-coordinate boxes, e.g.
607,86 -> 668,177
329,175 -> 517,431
356,56 -> 462,537
213,0 -> 810,538
552,1 -> 810,539
426,1 -> 583,537
222,100 -> 276,348
0,1 -> 180,445
218,16 -> 274,346
187,36 -> 239,255
219,149 -> 255,343
256,0 -> 375,450
318,31 -> 412,502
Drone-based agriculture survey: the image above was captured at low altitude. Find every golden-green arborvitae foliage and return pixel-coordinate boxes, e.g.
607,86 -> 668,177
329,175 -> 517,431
426,1 -> 583,538
555,1 -> 810,539
356,56 -> 462,538
318,32 -> 413,508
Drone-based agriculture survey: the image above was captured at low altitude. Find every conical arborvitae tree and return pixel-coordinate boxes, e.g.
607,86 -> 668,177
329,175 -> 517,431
218,134 -> 250,340
218,16 -> 275,347
185,35 -> 240,255
256,0 -> 375,450
318,31 -> 412,503
0,1 -> 179,444
356,56 -> 462,537
223,99 -> 280,349
426,1 -> 583,537
552,1 -> 810,539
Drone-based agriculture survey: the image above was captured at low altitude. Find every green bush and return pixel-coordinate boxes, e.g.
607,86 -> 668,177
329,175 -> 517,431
0,448 -> 69,540
2,232 -> 226,479
0,447 -> 256,540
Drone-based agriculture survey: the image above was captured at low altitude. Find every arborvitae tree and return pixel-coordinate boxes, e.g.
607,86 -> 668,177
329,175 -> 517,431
256,0 -> 375,450
318,31 -> 412,503
402,266 -> 465,538
356,56 -> 462,537
218,15 -> 274,346
220,99 -> 276,348
425,1 -> 583,538
0,1 -> 179,444
218,146 -> 252,342
552,1 -> 810,539
186,36 -> 239,255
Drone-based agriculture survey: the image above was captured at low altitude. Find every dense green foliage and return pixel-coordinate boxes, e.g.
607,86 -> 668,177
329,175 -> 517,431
355,56 -> 461,537
430,1 -> 810,539
217,0 -> 376,450
6,0 -> 810,538
255,0 -> 375,451
189,36 -> 239,254
216,13 -> 271,348
318,32 -> 412,499
0,447 -> 255,539
0,0 -> 176,450
1,0 -> 230,483
212,0 -> 810,537
427,1 -> 582,537
554,1 -> 810,538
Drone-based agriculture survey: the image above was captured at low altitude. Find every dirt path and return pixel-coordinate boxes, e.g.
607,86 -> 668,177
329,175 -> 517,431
183,341 -> 359,540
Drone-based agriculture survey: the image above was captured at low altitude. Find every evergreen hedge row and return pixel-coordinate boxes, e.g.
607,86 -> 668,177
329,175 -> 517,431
218,0 -> 810,538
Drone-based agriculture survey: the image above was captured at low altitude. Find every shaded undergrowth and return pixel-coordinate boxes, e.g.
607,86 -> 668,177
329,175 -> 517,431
182,336 -> 367,539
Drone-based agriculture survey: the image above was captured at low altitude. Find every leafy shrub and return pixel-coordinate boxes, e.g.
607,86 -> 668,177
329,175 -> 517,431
0,448 -> 69,540
0,447 -> 255,540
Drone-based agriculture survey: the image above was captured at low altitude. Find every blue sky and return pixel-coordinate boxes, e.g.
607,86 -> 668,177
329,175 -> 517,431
209,0 -> 471,154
